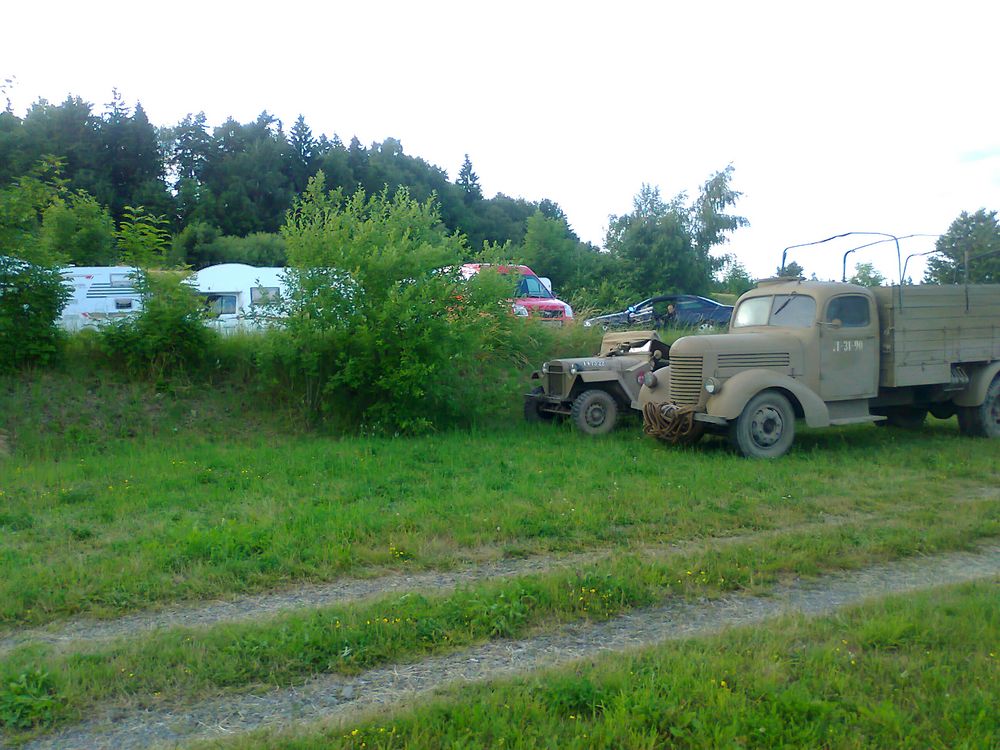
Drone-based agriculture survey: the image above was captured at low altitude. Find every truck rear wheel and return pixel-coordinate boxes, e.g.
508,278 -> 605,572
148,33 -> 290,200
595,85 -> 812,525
571,389 -> 618,435
957,376 -> 1000,438
729,391 -> 795,458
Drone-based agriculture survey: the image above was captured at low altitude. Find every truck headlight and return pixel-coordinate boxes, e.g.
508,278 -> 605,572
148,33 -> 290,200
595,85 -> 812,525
570,363 -> 580,375
542,362 -> 550,374
513,304 -> 529,317
641,371 -> 658,388
704,377 -> 720,394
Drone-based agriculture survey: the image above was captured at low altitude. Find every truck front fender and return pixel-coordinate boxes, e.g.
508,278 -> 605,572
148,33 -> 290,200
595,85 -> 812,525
706,370 -> 830,427
953,361 -> 1000,407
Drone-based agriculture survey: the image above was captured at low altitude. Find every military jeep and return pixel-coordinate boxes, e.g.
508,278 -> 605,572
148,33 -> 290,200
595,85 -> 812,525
525,330 -> 670,434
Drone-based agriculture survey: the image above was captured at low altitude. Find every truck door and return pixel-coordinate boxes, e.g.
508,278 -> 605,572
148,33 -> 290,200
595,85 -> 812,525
819,293 -> 878,400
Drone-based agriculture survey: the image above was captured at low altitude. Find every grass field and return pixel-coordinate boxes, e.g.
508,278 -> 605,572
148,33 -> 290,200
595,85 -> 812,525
1,366 -> 998,745
1,413 -> 997,627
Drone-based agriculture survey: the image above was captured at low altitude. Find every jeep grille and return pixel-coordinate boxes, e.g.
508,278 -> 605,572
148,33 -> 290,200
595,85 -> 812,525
669,355 -> 703,405
546,364 -> 565,397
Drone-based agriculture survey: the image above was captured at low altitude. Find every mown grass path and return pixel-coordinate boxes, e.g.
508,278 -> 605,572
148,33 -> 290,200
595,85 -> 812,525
0,513 -> 875,658
20,543 -> 1000,750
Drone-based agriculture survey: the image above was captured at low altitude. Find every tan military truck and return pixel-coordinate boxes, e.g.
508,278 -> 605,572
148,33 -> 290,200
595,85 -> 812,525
526,330 -> 670,434
640,279 -> 1000,457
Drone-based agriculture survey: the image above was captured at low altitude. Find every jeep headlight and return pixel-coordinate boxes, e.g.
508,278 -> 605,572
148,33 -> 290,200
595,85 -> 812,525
513,303 -> 529,317
704,377 -> 720,394
570,363 -> 580,375
542,362 -> 550,374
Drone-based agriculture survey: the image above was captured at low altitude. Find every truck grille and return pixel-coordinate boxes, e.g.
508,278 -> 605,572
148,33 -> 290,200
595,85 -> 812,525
546,365 -> 565,397
669,356 -> 703,405
540,309 -> 564,319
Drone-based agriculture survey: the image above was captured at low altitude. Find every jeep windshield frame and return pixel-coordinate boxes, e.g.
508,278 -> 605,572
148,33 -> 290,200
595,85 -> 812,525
733,294 -> 816,329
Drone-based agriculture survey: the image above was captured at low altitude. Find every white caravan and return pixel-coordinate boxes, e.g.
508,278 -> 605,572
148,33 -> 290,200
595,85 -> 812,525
60,266 -> 143,330
189,263 -> 287,332
59,264 -> 288,333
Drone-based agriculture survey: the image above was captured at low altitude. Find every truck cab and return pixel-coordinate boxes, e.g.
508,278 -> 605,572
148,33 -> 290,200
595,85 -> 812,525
640,279 -> 1000,457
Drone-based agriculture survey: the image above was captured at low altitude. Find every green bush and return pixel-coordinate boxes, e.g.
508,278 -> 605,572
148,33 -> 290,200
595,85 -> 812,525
170,223 -> 286,269
99,270 -> 215,379
269,175 -> 536,433
0,255 -> 71,373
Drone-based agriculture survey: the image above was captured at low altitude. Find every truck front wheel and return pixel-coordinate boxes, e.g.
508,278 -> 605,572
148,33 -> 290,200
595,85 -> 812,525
571,389 -> 618,435
957,376 -> 1000,438
729,391 -> 795,458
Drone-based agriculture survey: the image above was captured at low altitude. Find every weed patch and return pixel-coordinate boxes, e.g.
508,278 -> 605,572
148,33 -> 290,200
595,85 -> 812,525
0,667 -> 57,730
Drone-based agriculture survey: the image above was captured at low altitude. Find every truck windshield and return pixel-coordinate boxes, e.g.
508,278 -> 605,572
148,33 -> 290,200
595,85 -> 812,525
516,276 -> 554,299
733,294 -> 816,328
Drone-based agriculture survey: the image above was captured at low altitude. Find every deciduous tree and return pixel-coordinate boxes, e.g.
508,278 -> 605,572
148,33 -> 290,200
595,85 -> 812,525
849,261 -> 885,287
925,209 -> 1000,284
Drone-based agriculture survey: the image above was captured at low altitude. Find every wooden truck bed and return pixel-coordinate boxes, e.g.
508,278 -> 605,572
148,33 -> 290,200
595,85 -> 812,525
872,285 -> 1000,388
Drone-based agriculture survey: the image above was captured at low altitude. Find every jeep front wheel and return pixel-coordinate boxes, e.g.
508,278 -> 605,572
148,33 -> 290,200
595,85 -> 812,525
571,389 -> 618,435
729,391 -> 795,458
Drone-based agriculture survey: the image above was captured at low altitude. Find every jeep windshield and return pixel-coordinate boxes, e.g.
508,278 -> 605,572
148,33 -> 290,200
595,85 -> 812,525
733,294 -> 816,328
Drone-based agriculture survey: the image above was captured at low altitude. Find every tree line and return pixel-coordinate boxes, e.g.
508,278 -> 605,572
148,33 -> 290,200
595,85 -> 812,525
1,90 -> 996,304
0,91 -> 759,306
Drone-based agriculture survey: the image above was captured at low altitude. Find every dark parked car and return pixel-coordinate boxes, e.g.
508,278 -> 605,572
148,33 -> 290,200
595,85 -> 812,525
583,294 -> 733,331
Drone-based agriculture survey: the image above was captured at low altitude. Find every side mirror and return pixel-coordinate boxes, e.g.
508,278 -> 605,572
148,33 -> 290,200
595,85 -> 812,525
538,277 -> 552,292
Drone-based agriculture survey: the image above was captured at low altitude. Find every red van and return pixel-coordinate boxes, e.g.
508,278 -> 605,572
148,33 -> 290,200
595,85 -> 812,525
460,263 -> 573,324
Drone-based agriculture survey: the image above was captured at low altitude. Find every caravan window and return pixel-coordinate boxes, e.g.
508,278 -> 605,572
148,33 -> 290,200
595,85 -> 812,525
109,273 -> 134,288
251,286 -> 280,305
202,293 -> 238,316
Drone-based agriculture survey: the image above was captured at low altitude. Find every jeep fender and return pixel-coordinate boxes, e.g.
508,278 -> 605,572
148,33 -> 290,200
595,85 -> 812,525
953,361 -> 1000,407
574,373 -> 632,408
706,369 -> 830,427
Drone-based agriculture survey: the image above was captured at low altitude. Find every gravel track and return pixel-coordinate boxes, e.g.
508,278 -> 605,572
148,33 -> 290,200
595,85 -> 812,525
0,513 -> 875,656
17,542 -> 1000,750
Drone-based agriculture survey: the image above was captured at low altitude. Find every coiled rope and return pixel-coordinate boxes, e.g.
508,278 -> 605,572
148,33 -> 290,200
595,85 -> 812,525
642,400 -> 706,444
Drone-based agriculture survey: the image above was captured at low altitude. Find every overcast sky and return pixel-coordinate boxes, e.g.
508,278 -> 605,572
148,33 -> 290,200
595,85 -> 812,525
4,0 -> 998,283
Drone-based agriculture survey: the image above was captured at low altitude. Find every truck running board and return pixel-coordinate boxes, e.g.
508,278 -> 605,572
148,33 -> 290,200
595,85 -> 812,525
829,415 -> 886,425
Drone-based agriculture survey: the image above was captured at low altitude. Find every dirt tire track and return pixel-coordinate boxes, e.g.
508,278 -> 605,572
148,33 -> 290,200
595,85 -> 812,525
0,513 -> 872,656
18,543 -> 1000,750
